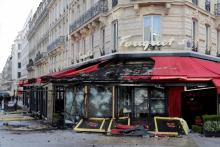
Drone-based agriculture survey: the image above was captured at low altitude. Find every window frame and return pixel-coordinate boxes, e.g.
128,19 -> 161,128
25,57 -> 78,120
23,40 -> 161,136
143,15 -> 161,43
112,20 -> 118,52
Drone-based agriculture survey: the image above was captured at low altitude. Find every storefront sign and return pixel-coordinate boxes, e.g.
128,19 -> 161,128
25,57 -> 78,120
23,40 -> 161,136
120,36 -> 175,50
120,35 -> 191,50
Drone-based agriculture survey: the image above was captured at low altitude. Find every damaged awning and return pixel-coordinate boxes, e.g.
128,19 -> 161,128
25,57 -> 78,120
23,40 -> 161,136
29,54 -> 220,93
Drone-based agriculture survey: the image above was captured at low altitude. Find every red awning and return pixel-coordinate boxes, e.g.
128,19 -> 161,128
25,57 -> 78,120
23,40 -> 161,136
48,68 -> 77,78
18,80 -> 24,86
151,57 -> 220,79
63,64 -> 99,77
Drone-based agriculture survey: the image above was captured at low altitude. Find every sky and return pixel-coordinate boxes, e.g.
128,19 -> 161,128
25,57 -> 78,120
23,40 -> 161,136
0,0 -> 42,72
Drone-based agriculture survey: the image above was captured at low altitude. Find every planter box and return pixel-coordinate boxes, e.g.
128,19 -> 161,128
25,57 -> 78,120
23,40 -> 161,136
204,130 -> 220,137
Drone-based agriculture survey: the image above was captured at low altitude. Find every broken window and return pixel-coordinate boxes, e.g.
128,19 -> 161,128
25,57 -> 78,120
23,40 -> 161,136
88,86 -> 112,117
150,88 -> 166,114
65,86 -> 84,123
134,88 -> 149,118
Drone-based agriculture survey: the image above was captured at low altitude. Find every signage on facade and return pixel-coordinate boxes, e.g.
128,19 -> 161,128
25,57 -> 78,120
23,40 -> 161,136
120,36 -> 175,50
119,36 -> 191,50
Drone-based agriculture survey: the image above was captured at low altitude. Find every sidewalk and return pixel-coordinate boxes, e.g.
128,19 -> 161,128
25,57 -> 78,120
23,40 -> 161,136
191,133 -> 220,147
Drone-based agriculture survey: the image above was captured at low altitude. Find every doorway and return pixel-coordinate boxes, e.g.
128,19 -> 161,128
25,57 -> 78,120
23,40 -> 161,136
116,86 -> 166,126
182,88 -> 217,127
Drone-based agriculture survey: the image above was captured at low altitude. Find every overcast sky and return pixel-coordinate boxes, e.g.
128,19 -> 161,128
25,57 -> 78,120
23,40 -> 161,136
0,0 -> 42,72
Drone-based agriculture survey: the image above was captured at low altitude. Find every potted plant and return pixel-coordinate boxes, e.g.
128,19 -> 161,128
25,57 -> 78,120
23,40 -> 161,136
202,115 -> 220,137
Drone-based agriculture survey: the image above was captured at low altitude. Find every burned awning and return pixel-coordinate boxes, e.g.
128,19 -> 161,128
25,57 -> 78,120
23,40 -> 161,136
46,54 -> 220,93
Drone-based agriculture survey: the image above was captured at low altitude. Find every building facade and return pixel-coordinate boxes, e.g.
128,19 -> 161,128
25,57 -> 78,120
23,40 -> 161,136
10,33 -> 23,96
1,57 -> 13,95
20,11 -> 33,81
24,0 -> 220,78
20,0 -> 220,128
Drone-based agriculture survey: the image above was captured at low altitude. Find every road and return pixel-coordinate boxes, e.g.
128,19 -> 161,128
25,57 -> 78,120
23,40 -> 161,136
0,128 -> 199,147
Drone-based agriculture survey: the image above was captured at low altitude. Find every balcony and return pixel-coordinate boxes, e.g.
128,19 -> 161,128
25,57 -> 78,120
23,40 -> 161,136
215,3 -> 220,16
47,36 -> 65,53
69,0 -> 108,34
26,59 -> 34,71
34,51 -> 47,65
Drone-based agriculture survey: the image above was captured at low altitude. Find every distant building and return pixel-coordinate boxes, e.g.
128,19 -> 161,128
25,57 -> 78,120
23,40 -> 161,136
20,11 -> 33,81
11,33 -> 22,96
1,56 -> 12,95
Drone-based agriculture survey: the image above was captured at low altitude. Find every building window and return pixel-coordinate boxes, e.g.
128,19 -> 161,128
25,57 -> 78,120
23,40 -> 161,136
82,38 -> 86,55
144,15 -> 161,42
192,19 -> 198,51
205,0 -> 210,12
112,20 -> 118,52
18,72 -> 21,78
217,30 -> 220,55
112,0 -> 118,8
83,0 -> 87,12
205,25 -> 211,53
18,62 -> 21,68
91,33 -> 94,53
18,44 -> 21,50
192,0 -> 198,5
100,27 -> 105,55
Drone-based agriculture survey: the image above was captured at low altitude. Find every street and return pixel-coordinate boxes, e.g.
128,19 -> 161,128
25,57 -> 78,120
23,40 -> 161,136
0,112 -> 220,147
0,129 -> 198,147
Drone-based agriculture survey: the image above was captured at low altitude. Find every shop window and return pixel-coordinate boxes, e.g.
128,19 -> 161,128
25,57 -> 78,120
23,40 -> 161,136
64,86 -> 85,123
144,15 -> 161,42
88,86 -> 112,117
150,88 -> 166,114
134,88 -> 149,118
65,88 -> 74,122
117,87 -> 132,117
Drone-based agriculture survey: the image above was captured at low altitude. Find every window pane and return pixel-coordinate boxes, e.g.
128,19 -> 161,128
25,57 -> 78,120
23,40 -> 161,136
134,88 -> 149,118
88,86 -> 112,117
153,16 -> 161,41
151,100 -> 165,114
144,16 -> 151,41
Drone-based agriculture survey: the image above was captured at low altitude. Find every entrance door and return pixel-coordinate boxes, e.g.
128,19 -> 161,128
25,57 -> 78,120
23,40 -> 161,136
117,87 -> 150,119
117,86 -> 167,126
182,88 -> 217,127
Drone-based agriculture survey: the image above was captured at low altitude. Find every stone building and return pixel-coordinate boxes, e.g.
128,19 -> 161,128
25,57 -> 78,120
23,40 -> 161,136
21,0 -> 220,128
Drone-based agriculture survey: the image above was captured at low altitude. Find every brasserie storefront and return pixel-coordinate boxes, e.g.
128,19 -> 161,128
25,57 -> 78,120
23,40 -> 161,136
22,52 -> 220,130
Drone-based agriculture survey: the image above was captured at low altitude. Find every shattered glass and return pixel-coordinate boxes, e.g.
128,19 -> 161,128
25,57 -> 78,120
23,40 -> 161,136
134,88 -> 149,118
88,86 -> 112,117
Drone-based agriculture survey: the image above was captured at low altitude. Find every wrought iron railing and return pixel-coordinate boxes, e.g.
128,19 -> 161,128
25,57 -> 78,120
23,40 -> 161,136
69,0 -> 108,34
26,59 -> 34,69
47,36 -> 65,53
34,52 -> 47,63
215,3 -> 220,16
